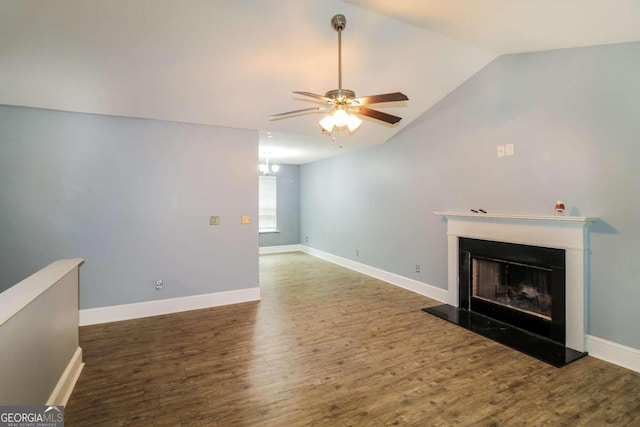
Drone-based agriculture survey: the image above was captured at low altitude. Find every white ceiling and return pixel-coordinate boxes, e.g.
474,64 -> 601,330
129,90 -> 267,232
346,0 -> 640,54
2,1 -> 639,165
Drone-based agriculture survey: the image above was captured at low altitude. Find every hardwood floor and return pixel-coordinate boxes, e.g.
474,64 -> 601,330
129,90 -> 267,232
66,252 -> 640,426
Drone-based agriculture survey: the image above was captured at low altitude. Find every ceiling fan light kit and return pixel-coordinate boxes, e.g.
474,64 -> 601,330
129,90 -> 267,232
319,106 -> 362,132
269,14 -> 408,136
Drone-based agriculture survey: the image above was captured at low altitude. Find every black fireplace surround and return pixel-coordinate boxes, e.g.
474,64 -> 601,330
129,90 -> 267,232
459,237 -> 566,344
423,237 -> 587,367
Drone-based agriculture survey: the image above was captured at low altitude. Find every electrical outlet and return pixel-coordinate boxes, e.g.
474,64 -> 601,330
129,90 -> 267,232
506,143 -> 515,156
497,145 -> 505,157
415,265 -> 421,273
155,279 -> 163,290
356,249 -> 359,256
305,236 -> 309,243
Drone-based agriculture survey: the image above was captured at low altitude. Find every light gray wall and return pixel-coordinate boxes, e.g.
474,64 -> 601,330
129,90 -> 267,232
259,164 -> 300,247
301,42 -> 640,350
0,105 -> 258,309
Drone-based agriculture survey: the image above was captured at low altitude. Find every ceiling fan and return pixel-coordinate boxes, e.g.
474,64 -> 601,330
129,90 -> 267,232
269,14 -> 409,133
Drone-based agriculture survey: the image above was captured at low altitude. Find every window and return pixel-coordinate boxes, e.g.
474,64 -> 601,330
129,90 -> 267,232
259,175 -> 277,232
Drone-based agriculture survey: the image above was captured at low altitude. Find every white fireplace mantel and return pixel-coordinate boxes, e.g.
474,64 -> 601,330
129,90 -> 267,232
434,211 -> 597,352
434,211 -> 598,223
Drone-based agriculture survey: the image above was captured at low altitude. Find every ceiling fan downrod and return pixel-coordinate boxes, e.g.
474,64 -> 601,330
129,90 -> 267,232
331,14 -> 346,91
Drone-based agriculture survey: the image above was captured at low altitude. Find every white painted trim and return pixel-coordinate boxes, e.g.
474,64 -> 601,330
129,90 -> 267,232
79,287 -> 260,326
301,245 -> 448,303
47,346 -> 84,406
434,211 -> 598,223
587,335 -> 640,373
0,258 -> 84,326
259,244 -> 303,254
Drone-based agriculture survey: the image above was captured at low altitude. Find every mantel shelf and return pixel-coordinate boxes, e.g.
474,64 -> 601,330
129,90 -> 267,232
433,211 -> 598,224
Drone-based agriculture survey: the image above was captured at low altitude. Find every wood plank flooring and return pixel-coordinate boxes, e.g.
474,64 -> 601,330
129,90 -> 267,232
66,252 -> 640,426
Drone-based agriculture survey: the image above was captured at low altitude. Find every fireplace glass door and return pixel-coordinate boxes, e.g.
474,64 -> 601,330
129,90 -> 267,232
471,258 -> 552,320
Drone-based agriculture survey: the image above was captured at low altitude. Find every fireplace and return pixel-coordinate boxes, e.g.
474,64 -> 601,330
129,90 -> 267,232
459,238 -> 566,343
424,211 -> 597,366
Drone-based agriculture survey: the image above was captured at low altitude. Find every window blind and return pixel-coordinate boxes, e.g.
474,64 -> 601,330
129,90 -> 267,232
259,175 -> 277,231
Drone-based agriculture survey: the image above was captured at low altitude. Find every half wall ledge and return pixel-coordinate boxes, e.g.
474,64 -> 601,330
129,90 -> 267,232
0,259 -> 84,405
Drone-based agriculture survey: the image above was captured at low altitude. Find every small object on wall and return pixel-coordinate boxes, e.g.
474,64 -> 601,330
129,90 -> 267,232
479,209 -> 487,214
241,215 -> 251,224
555,201 -> 565,215
470,209 -> 479,213
209,216 -> 220,225
506,144 -> 514,156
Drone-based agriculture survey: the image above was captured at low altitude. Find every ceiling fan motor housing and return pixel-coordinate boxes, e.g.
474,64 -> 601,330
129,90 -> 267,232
331,14 -> 346,31
325,89 -> 356,104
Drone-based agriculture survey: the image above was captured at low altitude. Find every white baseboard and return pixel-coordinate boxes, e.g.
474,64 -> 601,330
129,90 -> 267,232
587,335 -> 640,373
47,346 -> 84,406
301,245 -> 448,303
79,287 -> 261,326
259,244 -> 303,254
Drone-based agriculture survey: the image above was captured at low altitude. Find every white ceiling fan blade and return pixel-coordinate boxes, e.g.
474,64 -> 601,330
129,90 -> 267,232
269,106 -> 327,120
292,91 -> 332,103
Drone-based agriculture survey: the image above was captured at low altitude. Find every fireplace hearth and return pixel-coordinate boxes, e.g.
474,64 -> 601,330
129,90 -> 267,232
424,237 -> 583,366
422,304 -> 586,367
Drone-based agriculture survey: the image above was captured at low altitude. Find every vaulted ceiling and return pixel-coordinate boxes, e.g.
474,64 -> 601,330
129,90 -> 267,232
2,1 -> 639,164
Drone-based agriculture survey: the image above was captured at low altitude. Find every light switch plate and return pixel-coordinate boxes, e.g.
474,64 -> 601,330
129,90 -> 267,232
241,215 -> 251,224
506,143 -> 514,156
209,216 -> 220,225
